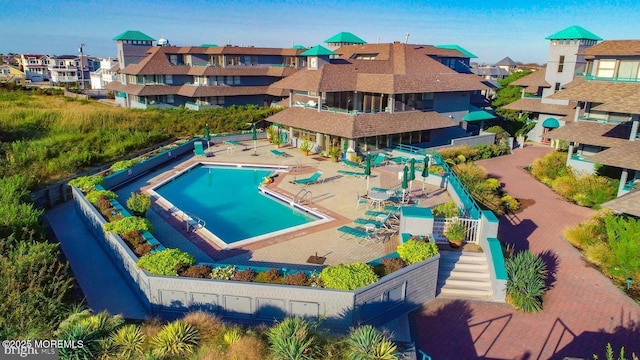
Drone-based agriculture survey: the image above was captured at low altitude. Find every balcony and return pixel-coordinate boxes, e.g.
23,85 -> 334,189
623,179 -> 639,192
584,74 -> 640,83
185,102 -> 221,111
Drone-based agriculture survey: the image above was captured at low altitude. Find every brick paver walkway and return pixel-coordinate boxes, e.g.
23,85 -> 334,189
410,146 -> 640,359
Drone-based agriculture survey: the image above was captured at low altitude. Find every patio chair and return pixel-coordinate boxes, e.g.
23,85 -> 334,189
341,159 -> 363,168
338,169 -> 367,178
270,149 -> 288,157
356,192 -> 369,210
336,225 -> 382,245
353,217 -> 386,229
388,156 -> 409,164
292,171 -> 323,185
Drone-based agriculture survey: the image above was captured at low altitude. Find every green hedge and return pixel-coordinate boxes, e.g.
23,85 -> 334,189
137,249 -> 195,276
319,263 -> 378,290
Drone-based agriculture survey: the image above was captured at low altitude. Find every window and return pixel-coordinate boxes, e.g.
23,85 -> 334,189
225,76 -> 233,85
557,55 -> 565,73
351,53 -> 378,60
165,74 -> 173,84
169,55 -> 178,65
167,94 -> 174,103
554,82 -> 561,92
233,76 -> 240,85
617,60 -> 640,80
596,59 -> 616,78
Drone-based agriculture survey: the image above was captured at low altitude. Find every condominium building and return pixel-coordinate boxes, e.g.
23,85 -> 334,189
107,30 -> 305,109
546,39 -> 640,198
267,38 -> 489,153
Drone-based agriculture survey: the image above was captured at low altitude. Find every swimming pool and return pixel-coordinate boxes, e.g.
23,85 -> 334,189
148,163 -> 330,249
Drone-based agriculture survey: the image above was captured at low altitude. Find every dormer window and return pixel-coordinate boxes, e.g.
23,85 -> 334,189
350,53 -> 378,60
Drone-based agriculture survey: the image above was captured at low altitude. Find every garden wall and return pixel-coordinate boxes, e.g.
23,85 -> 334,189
73,185 -> 440,332
102,139 -> 199,190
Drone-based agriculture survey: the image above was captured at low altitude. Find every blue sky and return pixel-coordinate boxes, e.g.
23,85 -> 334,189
2,0 -> 639,64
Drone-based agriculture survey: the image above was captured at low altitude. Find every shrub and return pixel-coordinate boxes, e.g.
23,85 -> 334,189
180,265 -> 212,278
110,324 -> 146,359
603,215 -> 640,280
110,159 -> 135,172
563,219 -> 601,250
584,242 -> 614,269
231,268 -> 256,282
501,195 -> 520,212
432,201 -> 459,218
285,271 -> 309,286
572,174 -> 617,208
485,178 -> 501,191
268,317 -> 318,360
225,334 -> 267,360
104,216 -> 153,235
56,311 -> 124,360
85,189 -> 118,205
151,321 -> 200,358
428,164 -> 445,176
224,328 -> 242,345
134,243 -> 155,257
68,175 -> 104,193
182,311 -> 225,342
308,271 -> 322,287
381,257 -> 406,276
347,325 -> 398,360
265,268 -> 281,282
319,263 -> 378,290
397,240 -> 439,265
126,191 -> 151,216
530,151 -> 569,185
505,251 -> 548,313
210,265 -> 236,280
551,174 -> 577,198
137,248 -> 195,276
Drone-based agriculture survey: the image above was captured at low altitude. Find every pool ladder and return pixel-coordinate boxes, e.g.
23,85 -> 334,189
293,188 -> 312,205
183,212 -> 206,232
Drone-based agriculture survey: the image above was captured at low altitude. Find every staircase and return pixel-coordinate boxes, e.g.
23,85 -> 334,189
437,250 -> 494,300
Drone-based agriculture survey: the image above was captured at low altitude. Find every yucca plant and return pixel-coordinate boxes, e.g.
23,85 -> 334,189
347,325 -> 398,360
505,251 -> 548,313
224,328 -> 242,345
268,317 -> 318,360
150,321 -> 200,358
110,324 -> 146,359
57,323 -> 102,360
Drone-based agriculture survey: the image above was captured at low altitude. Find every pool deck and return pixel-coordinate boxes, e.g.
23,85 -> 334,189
46,139 -> 450,341
134,140 -> 450,268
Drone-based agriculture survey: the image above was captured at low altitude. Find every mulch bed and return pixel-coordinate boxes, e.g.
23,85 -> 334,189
311,157 -> 327,161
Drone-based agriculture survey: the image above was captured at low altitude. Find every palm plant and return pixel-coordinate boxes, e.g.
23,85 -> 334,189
150,321 -> 200,358
347,325 -> 398,360
268,317 -> 318,360
505,250 -> 548,313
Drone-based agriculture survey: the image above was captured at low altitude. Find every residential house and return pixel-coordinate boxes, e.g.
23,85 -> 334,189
90,58 -> 118,90
107,30 -> 306,109
546,39 -> 640,197
19,54 -> 49,81
496,56 -> 518,74
0,64 -> 25,84
502,25 -> 602,143
267,36 -> 490,154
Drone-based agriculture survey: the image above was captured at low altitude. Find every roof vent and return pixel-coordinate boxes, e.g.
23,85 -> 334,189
158,38 -> 169,46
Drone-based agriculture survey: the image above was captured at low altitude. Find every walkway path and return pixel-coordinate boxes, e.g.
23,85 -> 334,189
410,146 -> 640,359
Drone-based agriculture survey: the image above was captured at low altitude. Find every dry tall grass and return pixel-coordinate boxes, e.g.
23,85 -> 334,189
224,335 -> 268,360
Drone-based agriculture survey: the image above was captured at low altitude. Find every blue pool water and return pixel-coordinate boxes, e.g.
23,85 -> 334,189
154,165 -> 317,244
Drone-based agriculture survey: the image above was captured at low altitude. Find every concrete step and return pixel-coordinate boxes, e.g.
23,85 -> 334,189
438,269 -> 491,280
438,286 -> 493,299
438,277 -> 492,288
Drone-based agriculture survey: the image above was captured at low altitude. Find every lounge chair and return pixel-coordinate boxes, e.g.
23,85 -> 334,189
337,169 -> 367,178
336,225 -> 382,245
353,217 -> 386,229
371,153 -> 388,167
388,156 -> 408,164
341,159 -> 363,168
270,149 -> 288,157
292,171 -> 323,185
194,142 -> 206,157
224,140 -> 246,148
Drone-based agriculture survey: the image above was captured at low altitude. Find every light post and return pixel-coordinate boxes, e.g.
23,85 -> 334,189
78,43 -> 85,90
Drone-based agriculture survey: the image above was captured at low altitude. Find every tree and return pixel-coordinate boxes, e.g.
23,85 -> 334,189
492,71 -> 532,121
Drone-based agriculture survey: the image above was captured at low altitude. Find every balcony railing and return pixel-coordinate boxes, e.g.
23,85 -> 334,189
577,115 -> 626,124
584,74 -> 640,83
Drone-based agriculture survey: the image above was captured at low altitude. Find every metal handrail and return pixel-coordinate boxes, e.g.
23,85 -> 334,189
183,212 -> 206,232
293,189 -> 312,205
